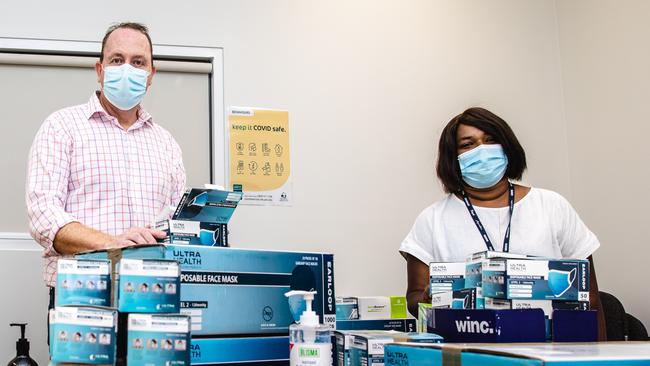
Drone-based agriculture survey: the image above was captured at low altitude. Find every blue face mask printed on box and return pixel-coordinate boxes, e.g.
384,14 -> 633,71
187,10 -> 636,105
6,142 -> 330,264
102,64 -> 149,111
548,268 -> 577,297
458,144 -> 509,189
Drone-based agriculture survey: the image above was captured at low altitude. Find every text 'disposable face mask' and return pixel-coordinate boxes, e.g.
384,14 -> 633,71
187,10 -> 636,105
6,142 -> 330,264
547,268 -> 577,297
458,144 -> 508,189
102,64 -> 149,111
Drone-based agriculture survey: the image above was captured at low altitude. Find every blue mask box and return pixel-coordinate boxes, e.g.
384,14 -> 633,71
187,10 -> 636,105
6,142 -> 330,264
432,288 -> 478,309
190,336 -> 289,365
172,188 -> 242,223
350,331 -> 443,366
426,308 -> 546,343
336,319 -> 416,332
385,342 -> 650,366
333,331 -> 354,366
56,259 -> 111,307
126,314 -> 190,366
49,306 -> 117,365
80,244 -> 335,336
116,258 -> 181,313
157,220 -> 229,247
336,297 -> 359,320
429,262 -> 466,295
482,259 -> 590,301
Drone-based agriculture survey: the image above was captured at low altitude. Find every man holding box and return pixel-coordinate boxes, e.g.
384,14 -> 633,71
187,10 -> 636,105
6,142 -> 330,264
25,23 -> 186,292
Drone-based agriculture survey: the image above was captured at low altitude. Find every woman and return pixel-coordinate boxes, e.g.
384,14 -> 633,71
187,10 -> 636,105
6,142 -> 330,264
400,107 -> 605,339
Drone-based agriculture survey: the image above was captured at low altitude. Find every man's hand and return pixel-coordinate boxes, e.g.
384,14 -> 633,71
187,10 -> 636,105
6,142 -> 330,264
110,227 -> 167,248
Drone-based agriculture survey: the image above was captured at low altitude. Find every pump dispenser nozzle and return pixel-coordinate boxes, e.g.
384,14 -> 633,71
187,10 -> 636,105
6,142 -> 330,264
284,290 -> 318,326
8,323 -> 37,366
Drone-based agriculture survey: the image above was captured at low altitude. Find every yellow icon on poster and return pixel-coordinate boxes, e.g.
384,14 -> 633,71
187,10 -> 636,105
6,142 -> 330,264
229,107 -> 291,205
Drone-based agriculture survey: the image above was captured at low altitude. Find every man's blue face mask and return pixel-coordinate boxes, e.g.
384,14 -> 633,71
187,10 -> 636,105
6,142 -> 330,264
458,144 -> 508,189
102,64 -> 149,111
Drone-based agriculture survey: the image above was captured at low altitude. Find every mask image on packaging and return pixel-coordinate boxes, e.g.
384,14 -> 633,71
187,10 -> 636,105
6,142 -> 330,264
116,259 -> 181,313
127,314 -> 191,366
547,268 -> 577,297
336,297 -> 359,320
49,307 -> 117,365
160,220 -> 228,247
56,259 -> 111,307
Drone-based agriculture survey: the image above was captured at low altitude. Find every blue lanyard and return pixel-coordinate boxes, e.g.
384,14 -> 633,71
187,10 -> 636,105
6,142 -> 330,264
460,182 -> 515,252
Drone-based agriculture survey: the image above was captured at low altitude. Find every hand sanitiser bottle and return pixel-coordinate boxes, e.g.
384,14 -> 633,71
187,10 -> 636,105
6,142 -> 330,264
7,323 -> 38,366
285,291 -> 332,366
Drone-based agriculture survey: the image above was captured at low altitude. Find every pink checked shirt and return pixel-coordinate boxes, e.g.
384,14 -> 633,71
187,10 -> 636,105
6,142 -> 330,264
26,92 -> 186,287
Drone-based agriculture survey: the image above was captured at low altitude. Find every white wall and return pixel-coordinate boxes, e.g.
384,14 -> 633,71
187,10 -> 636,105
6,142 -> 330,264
555,0 -> 650,328
2,0 -> 632,362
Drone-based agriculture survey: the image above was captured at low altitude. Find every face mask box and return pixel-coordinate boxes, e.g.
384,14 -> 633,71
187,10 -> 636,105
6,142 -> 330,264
116,258 -> 181,313
336,297 -> 359,320
79,244 -> 336,336
350,331 -> 443,366
426,307 -> 546,343
482,259 -> 590,301
49,306 -> 117,365
333,331 -> 354,366
429,262 -> 466,296
56,259 -> 111,307
357,296 -> 407,320
431,288 -> 478,309
157,220 -> 228,247
190,336 -> 289,365
126,314 -> 190,366
336,318 -> 416,332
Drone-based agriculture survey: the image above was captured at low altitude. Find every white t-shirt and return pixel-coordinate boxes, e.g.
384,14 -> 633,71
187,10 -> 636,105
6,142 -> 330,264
400,187 -> 600,264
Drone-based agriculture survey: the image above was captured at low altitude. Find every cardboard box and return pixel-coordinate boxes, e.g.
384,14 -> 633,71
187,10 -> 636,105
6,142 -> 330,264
482,259 -> 589,301
429,262 -> 466,295
158,220 -> 228,247
350,331 -> 443,366
357,296 -> 407,320
333,331 -> 354,366
431,288 -> 478,309
385,342 -> 650,366
417,303 -> 432,333
336,319 -> 417,332
126,314 -> 190,366
116,258 -> 181,313
190,336 -> 289,365
336,297 -> 359,320
49,306 -> 117,365
426,308 -> 546,343
56,259 -> 111,307
78,244 -> 335,336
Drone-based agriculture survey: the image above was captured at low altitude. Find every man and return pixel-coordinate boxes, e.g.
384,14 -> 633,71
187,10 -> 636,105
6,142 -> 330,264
26,22 -> 186,301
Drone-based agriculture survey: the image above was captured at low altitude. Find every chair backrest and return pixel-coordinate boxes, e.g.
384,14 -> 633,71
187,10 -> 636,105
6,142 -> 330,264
600,290 -> 648,341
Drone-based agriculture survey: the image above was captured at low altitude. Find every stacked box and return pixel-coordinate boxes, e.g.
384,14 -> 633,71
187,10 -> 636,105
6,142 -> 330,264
431,288 -> 478,309
429,262 -> 465,295
336,297 -> 359,320
56,259 -> 111,307
49,306 -> 118,365
157,188 -> 242,247
350,331 -> 443,366
77,244 -> 336,336
355,296 -> 407,320
336,319 -> 416,332
116,259 -> 181,313
482,258 -> 590,301
126,314 -> 191,366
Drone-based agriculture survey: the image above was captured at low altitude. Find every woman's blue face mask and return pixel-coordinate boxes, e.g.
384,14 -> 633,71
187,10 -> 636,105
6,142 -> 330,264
457,144 -> 508,189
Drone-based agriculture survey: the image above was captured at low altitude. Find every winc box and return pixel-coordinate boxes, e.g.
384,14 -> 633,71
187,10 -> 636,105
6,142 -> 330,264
49,306 -> 117,365
80,244 -> 335,336
482,259 -> 590,301
116,258 -> 181,313
127,314 -> 191,366
429,262 -> 465,295
56,259 -> 111,307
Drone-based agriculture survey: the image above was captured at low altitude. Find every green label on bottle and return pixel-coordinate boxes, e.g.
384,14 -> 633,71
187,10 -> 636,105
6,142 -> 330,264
300,347 -> 320,358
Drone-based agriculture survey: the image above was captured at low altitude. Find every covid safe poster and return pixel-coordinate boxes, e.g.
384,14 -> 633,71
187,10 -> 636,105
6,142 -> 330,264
228,107 -> 292,206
